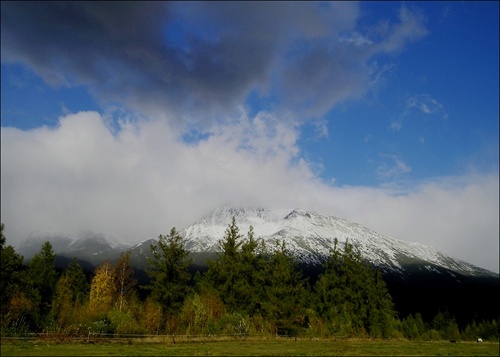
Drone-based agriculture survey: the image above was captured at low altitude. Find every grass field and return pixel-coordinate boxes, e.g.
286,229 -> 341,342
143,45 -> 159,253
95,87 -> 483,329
1,337 -> 499,356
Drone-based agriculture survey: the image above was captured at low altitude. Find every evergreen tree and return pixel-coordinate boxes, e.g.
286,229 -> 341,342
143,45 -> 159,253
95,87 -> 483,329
236,225 -> 267,315
204,217 -> 244,311
0,224 -> 27,328
65,258 -> 89,305
261,241 -> 309,331
147,227 -> 192,321
432,311 -> 460,340
26,241 -> 58,328
313,239 -> 395,337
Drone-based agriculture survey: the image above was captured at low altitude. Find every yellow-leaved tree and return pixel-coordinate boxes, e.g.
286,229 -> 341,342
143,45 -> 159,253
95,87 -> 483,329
89,261 -> 116,315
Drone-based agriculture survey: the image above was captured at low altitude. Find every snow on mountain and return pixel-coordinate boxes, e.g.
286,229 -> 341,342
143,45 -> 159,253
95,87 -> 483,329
182,205 -> 497,277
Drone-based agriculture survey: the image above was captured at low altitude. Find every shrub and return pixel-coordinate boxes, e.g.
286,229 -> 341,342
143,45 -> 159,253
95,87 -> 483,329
108,309 -> 144,335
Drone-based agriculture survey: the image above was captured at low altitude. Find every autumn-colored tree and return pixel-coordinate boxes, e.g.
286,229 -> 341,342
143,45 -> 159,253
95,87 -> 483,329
114,251 -> 137,312
52,258 -> 89,327
52,274 -> 74,327
89,261 -> 116,315
141,297 -> 163,335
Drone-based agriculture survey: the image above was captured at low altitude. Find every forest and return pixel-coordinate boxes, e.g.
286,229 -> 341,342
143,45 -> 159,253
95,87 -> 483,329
1,221 -> 498,341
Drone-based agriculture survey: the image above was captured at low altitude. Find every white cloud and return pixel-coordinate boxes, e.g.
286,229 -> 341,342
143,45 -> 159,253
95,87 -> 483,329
406,94 -> 448,119
389,120 -> 403,131
1,111 -> 498,273
376,155 -> 412,180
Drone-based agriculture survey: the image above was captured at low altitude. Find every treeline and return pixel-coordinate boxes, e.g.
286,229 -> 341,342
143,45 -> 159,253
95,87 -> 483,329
1,222 -> 498,340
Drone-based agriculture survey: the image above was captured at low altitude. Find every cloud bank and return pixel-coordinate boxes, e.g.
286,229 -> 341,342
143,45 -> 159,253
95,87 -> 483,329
1,111 -> 498,272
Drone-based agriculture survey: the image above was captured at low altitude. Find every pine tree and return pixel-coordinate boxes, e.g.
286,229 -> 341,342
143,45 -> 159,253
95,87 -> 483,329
26,241 -> 58,328
313,239 -> 395,337
204,217 -> 244,311
147,227 -> 192,322
0,224 -> 27,328
65,258 -> 89,305
262,241 -> 309,332
238,226 -> 267,315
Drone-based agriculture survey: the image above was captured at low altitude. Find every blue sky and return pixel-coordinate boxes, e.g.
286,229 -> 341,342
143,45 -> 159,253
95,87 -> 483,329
1,2 -> 498,272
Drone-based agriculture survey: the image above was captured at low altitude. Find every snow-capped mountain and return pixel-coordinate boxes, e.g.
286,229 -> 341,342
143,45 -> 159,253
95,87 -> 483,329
182,205 -> 497,278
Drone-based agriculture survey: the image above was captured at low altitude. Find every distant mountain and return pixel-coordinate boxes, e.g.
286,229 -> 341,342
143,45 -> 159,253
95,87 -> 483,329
18,232 -> 130,266
17,205 -> 498,324
183,205 -> 497,278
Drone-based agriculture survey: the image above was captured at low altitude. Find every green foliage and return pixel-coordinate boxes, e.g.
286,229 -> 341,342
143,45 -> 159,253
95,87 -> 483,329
147,227 -> 192,324
67,258 -> 90,304
432,311 -> 460,340
217,312 -> 250,336
236,226 -> 268,315
0,225 -> 26,326
204,217 -> 245,311
0,223 -> 5,248
313,239 -> 396,338
21,241 -> 58,330
2,221 -> 497,341
261,241 -> 309,329
420,328 -> 442,341
108,309 -> 144,335
462,319 -> 499,341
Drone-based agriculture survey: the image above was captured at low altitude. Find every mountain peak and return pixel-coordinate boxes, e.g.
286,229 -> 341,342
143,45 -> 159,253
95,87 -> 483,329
182,205 -> 498,278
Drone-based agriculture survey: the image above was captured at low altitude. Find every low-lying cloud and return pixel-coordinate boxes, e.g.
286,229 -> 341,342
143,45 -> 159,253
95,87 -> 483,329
1,111 -> 498,272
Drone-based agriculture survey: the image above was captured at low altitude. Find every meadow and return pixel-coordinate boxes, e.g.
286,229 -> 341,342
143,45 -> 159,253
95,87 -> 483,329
1,336 -> 499,356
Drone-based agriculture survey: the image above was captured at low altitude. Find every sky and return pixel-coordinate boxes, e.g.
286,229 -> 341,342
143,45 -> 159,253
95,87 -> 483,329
1,2 -> 498,273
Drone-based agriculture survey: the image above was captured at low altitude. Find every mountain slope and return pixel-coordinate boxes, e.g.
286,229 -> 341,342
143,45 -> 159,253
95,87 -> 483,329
15,205 -> 498,324
18,232 -> 130,266
182,205 -> 499,324
182,205 -> 497,278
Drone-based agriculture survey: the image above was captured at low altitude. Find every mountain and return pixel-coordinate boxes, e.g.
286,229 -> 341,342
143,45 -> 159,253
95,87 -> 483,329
17,205 -> 498,324
183,205 -> 497,278
181,205 -> 499,325
18,232 -> 130,267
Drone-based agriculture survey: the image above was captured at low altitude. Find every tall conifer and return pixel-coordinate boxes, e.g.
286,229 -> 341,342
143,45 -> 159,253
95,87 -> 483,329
147,227 -> 192,320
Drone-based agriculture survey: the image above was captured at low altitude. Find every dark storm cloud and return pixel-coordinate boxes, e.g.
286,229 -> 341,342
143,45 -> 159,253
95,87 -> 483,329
2,2 -> 425,125
1,2 -> 327,124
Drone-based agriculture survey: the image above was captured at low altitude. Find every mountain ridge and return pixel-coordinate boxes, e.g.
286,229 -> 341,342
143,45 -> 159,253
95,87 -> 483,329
182,205 -> 498,278
17,205 -> 497,278
15,205 -> 499,324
